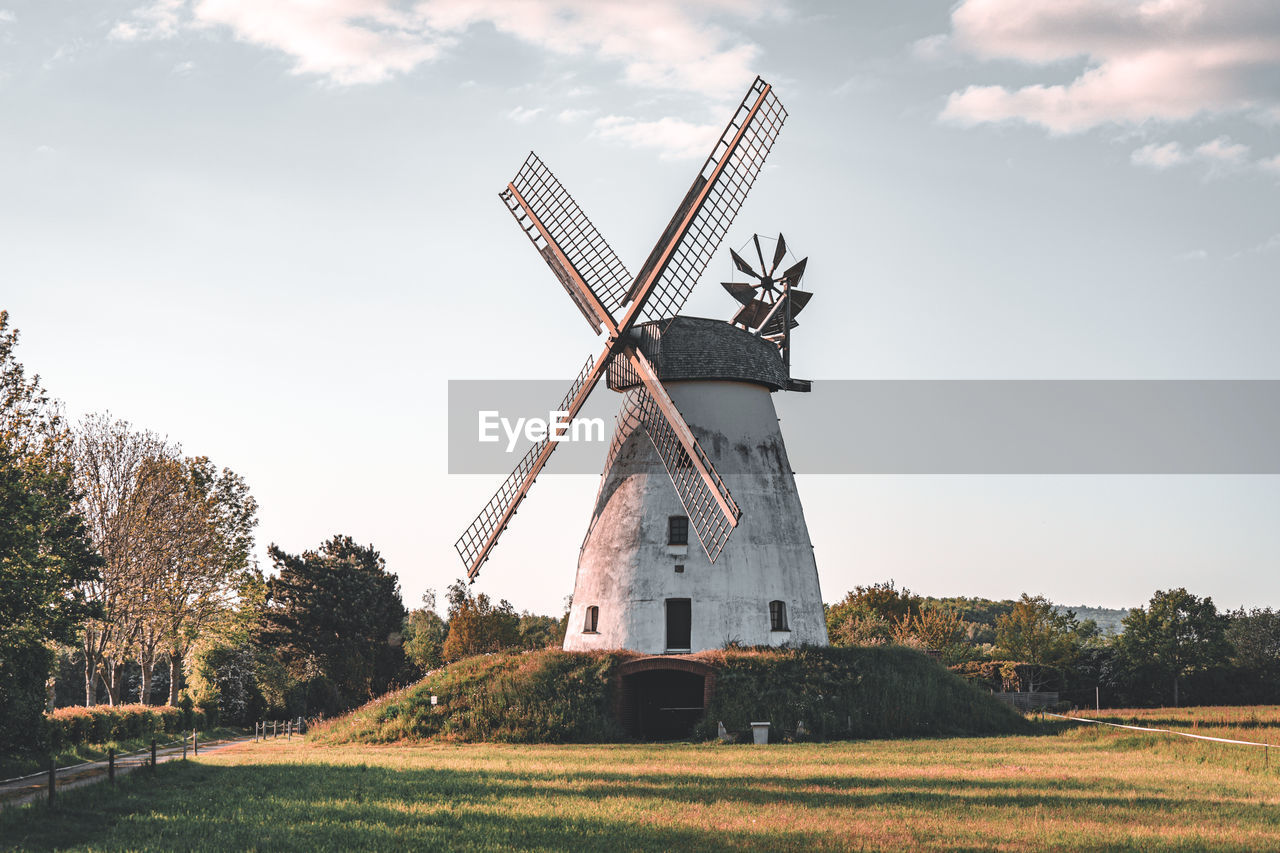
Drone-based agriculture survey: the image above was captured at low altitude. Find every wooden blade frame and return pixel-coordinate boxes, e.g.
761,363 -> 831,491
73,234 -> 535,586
500,153 -> 632,335
454,353 -> 608,578
624,76 -> 787,328
625,347 -> 740,560
458,77 -> 787,579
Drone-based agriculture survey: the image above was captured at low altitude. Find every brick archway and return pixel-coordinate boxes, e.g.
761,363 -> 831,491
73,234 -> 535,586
615,656 -> 717,739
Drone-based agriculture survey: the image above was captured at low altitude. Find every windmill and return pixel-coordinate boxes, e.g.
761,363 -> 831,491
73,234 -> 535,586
455,77 -> 827,662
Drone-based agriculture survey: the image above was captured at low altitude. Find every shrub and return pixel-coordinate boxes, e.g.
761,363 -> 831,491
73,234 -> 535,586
46,704 -> 207,750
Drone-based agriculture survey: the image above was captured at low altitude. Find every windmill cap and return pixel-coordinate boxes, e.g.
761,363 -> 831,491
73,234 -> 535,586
608,316 -> 789,393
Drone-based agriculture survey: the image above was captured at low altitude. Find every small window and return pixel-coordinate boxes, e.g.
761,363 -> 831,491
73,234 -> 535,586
583,605 -> 599,633
674,564 -> 685,574
668,515 -> 689,546
769,600 -> 788,632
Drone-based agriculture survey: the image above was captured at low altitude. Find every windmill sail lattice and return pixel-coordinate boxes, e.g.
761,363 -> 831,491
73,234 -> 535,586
455,77 -> 787,580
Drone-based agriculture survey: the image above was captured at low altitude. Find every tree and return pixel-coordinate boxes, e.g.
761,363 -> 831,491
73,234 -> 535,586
994,594 -> 1079,691
517,612 -> 561,650
0,311 -> 101,754
1118,588 -> 1229,706
1226,608 -> 1280,678
257,536 -> 407,714
148,456 -> 258,705
441,580 -> 519,662
73,414 -> 172,705
826,580 -> 921,646
74,418 -> 257,706
894,605 -> 970,661
403,591 -> 448,672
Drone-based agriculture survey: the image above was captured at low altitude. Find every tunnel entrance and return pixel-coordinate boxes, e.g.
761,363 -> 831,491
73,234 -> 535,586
615,657 -> 716,741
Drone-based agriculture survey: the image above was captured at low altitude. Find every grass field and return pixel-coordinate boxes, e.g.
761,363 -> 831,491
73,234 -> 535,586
3,709 -> 1280,852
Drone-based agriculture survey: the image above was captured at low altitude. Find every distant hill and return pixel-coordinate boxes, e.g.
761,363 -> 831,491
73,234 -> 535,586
1059,605 -> 1129,635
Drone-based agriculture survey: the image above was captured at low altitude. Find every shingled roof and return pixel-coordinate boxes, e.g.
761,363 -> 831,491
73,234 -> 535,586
609,315 -> 789,392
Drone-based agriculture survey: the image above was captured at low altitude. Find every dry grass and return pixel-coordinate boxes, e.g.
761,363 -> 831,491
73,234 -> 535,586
5,715 -> 1280,851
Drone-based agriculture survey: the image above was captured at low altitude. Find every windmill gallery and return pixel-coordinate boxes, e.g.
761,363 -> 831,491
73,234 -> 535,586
454,78 -> 828,737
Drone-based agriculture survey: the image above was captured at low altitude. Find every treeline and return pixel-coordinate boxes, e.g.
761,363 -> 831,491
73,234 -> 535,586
0,311 -> 566,757
826,581 -> 1280,708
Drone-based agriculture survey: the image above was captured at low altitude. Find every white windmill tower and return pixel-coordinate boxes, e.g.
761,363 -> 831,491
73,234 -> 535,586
455,78 -> 828,661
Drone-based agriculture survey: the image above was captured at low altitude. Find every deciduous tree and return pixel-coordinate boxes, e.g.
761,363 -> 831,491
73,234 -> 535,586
1118,588 -> 1229,706
0,311 -> 101,754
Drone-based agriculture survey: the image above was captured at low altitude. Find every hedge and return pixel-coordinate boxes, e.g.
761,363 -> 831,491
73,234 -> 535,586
46,704 -> 207,750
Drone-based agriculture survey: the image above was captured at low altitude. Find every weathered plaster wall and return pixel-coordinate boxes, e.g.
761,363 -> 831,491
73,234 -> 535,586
564,379 -> 828,654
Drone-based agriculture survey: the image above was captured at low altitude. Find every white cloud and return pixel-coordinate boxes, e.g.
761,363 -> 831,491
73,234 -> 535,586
1194,135 -> 1249,165
172,60 -> 195,75
1131,141 -> 1187,170
0,10 -> 15,23
1257,153 -> 1280,176
108,0 -> 770,94
417,0 -> 768,100
506,105 -> 542,123
110,0 -> 183,41
934,0 -> 1280,134
1131,135 -> 1267,178
1175,249 -> 1208,261
592,115 -> 720,160
557,108 -> 592,123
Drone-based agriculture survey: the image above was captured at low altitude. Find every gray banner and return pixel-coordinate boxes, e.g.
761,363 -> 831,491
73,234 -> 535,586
448,380 -> 1280,475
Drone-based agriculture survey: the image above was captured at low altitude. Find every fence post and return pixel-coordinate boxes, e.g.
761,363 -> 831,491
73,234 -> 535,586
108,748 -> 116,784
183,736 -> 188,760
194,729 -> 199,756
47,756 -> 56,804
272,720 -> 277,738
150,738 -> 157,771
287,720 -> 292,739
1095,686 -> 1100,712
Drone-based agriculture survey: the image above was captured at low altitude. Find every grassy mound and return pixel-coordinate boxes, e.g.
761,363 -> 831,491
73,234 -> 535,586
693,645 -> 1028,740
311,646 -> 1027,745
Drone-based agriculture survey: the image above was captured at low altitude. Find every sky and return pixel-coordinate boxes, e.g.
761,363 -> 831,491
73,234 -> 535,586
3,0 -> 1279,615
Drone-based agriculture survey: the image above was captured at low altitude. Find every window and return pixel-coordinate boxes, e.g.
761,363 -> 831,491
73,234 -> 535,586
668,515 -> 689,546
769,600 -> 788,632
666,598 -> 691,651
674,564 -> 685,574
583,605 -> 599,633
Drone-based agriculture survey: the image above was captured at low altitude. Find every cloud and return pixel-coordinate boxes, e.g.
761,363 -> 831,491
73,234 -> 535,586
1258,153 -> 1280,176
557,108 -> 592,123
110,0 -> 183,41
506,105 -> 542,123
934,0 -> 1280,134
172,60 -> 195,75
591,115 -> 720,160
0,10 -> 15,23
1131,141 -> 1187,170
1131,135 -> 1269,178
417,0 -> 767,100
108,0 -> 770,94
1175,249 -> 1208,261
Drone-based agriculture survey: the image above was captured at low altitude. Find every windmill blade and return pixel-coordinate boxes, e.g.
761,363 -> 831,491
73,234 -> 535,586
732,299 -> 774,329
753,234 -> 767,273
730,249 -> 761,279
454,351 -> 610,579
787,289 -> 813,316
625,347 -> 741,561
721,281 -> 757,306
779,256 -> 807,285
622,76 -> 787,330
500,153 -> 633,335
771,233 -> 787,275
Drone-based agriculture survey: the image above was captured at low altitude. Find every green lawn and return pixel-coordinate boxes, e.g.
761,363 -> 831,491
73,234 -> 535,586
4,717 -> 1280,851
